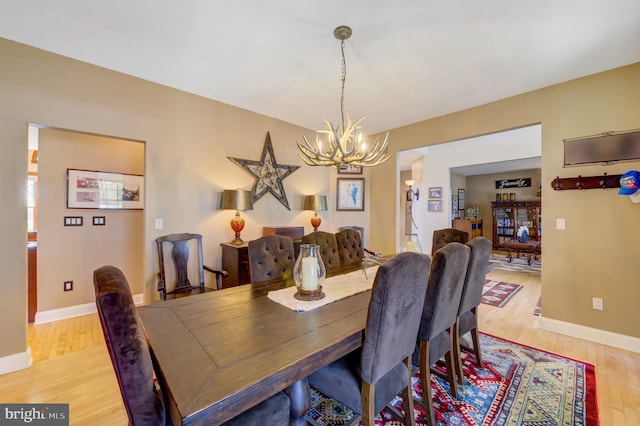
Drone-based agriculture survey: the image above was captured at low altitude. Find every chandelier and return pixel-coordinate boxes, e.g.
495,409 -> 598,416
297,26 -> 391,168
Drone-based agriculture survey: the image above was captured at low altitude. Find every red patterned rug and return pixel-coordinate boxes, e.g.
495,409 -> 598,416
307,333 -> 599,426
481,279 -> 522,308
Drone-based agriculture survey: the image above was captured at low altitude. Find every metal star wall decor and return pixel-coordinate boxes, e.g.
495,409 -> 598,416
228,132 -> 300,210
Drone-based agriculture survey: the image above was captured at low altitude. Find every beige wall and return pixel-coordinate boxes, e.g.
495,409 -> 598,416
370,62 -> 640,338
37,129 -> 144,311
0,38 -> 372,361
466,169 -> 541,243
1,36 -> 639,362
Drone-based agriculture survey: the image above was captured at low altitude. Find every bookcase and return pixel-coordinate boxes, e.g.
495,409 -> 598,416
491,200 -> 541,249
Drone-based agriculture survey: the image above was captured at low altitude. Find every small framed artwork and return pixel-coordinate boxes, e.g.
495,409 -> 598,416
457,188 -> 466,210
452,194 -> 459,212
428,187 -> 442,199
428,199 -> 443,212
337,164 -> 363,175
337,178 -> 365,211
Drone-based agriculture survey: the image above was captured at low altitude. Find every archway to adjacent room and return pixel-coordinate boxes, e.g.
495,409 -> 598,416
26,124 -> 145,328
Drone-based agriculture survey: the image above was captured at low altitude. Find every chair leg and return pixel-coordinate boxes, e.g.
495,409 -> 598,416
419,340 -> 435,426
470,326 -> 483,367
401,356 -> 416,426
444,350 -> 458,398
452,319 -> 465,386
361,381 -> 375,426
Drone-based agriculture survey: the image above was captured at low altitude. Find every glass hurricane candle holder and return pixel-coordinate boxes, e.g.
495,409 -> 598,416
293,244 -> 326,301
401,233 -> 423,253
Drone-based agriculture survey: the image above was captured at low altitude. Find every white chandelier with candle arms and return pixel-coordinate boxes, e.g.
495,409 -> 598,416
297,26 -> 391,168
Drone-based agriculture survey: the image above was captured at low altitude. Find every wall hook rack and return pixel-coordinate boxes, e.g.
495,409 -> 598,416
550,173 -> 622,191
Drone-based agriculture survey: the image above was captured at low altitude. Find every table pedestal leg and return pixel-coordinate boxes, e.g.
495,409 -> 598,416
286,378 -> 310,426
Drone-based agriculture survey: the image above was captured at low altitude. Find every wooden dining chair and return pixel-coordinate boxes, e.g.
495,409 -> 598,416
301,231 -> 340,272
431,228 -> 469,256
413,242 -> 470,426
94,265 -> 291,426
156,233 -> 228,300
453,236 -> 491,384
248,234 -> 295,283
308,252 -> 431,426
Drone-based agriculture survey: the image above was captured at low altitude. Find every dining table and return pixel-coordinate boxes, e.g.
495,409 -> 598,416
137,260 -> 387,425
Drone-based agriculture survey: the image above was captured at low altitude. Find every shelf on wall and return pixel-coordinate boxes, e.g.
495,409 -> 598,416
550,174 -> 622,191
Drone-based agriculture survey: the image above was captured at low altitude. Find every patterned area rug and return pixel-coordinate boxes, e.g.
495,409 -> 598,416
481,279 -> 522,308
489,253 -> 541,275
306,333 -> 598,426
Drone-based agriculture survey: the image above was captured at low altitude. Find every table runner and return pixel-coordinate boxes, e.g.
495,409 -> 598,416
267,266 -> 379,312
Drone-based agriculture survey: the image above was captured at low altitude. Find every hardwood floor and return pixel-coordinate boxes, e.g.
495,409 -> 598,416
2,268 -> 639,425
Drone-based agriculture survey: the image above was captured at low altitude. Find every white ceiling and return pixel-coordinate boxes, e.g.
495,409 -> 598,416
2,0 -> 639,135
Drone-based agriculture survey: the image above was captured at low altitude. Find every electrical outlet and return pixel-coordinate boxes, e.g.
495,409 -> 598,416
592,297 -> 603,310
556,218 -> 566,230
155,218 -> 163,230
64,281 -> 73,292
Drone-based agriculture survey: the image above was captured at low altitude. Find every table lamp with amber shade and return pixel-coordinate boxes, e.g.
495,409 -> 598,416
219,189 -> 253,245
302,195 -> 327,232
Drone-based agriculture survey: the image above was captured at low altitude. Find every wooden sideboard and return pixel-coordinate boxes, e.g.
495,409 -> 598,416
452,219 -> 483,239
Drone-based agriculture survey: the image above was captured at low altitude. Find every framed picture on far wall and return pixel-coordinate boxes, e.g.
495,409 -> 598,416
428,187 -> 442,199
428,199 -> 443,212
337,178 -> 365,211
457,188 -> 466,210
337,164 -> 362,175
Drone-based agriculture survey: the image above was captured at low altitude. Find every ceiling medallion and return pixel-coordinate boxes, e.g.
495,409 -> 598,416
296,26 -> 391,168
228,132 -> 300,210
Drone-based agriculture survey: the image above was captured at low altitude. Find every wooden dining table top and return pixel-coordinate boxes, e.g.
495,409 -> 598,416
137,262 -> 375,425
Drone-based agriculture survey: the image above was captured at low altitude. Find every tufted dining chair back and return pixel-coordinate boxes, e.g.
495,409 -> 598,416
335,228 -> 365,266
431,228 -> 469,256
301,231 -> 341,271
248,235 -> 295,283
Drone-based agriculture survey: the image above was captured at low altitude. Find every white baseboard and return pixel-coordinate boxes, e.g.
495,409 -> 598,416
0,347 -> 32,375
34,293 -> 144,325
539,316 -> 640,354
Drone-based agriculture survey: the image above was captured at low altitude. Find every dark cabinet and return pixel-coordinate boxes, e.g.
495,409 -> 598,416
220,242 -> 251,288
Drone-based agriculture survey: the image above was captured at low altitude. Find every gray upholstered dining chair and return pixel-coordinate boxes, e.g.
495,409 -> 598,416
308,252 -> 431,426
301,231 -> 340,272
413,242 -> 470,426
156,233 -> 228,300
94,265 -> 291,426
248,234 -> 295,283
453,236 -> 492,384
431,228 -> 469,256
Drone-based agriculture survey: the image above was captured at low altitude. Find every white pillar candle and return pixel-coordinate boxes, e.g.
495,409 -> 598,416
301,257 -> 318,291
406,240 -> 416,252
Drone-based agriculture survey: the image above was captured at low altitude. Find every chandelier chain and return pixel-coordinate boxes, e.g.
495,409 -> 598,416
340,39 -> 347,133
